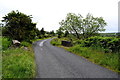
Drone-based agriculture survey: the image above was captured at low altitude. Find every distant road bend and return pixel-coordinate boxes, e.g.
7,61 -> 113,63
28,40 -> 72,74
33,39 -> 118,78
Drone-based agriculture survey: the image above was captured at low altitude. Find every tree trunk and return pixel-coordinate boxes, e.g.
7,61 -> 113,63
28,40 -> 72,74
71,26 -> 80,39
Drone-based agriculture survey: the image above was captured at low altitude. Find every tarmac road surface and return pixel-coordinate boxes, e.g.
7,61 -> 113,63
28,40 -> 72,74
33,39 -> 118,78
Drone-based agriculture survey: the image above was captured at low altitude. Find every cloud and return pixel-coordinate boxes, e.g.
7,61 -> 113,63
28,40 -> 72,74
0,0 -> 119,32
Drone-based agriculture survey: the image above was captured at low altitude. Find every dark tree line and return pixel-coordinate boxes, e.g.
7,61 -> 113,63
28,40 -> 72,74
2,10 -> 55,42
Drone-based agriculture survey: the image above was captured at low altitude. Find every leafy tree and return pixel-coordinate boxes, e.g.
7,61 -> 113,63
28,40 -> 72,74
56,27 -> 64,38
34,28 -> 41,39
49,30 -> 55,36
59,13 -> 82,39
64,30 -> 69,37
82,13 -> 107,38
40,28 -> 45,35
2,10 -> 37,41
59,13 -> 107,39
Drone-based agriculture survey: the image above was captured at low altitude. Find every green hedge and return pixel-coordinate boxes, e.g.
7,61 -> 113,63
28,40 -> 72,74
77,36 -> 120,53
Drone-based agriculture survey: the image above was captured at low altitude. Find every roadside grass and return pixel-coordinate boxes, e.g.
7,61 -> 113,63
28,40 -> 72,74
2,37 -> 54,78
2,37 -> 36,78
67,45 -> 119,72
21,41 -> 31,47
50,38 -> 119,73
50,37 -> 70,46
2,47 -> 36,78
50,38 -> 61,46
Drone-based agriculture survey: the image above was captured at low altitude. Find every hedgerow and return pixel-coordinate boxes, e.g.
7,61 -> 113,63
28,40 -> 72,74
76,36 -> 120,53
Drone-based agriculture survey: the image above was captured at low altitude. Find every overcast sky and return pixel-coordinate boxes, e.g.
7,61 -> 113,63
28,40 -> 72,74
0,0 -> 119,32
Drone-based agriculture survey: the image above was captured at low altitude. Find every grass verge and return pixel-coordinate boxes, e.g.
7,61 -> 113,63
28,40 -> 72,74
2,37 -> 53,78
2,37 -> 36,78
51,38 -> 119,73
2,47 -> 36,78
67,45 -> 119,73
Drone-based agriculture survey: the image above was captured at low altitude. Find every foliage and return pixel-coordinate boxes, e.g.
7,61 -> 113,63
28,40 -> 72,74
67,45 -> 119,72
80,36 -> 120,53
37,28 -> 56,38
99,33 -> 118,37
82,13 -> 106,38
59,13 -> 81,39
40,28 -> 45,35
59,13 -> 107,39
64,30 -> 69,37
2,37 -> 12,50
21,41 -> 31,47
56,27 -> 64,38
50,37 -> 71,46
34,28 -> 42,39
49,30 -> 55,36
51,37 -> 120,72
50,38 -> 61,46
2,10 -> 37,42
2,47 -> 36,78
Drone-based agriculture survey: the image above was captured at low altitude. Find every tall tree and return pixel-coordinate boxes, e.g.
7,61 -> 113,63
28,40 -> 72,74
59,13 -> 107,39
2,10 -> 37,41
64,30 -> 69,37
40,28 -> 45,35
56,27 -> 64,38
59,13 -> 82,39
82,13 -> 106,38
49,30 -> 55,36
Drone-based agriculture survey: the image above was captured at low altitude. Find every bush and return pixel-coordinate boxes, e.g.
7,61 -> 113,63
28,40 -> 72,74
51,38 -> 61,46
75,36 -> 120,53
2,37 -> 12,50
21,41 -> 31,47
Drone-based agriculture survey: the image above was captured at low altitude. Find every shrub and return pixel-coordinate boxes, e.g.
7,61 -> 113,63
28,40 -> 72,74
75,36 -> 120,53
21,41 -> 31,47
50,38 -> 61,46
2,37 -> 12,50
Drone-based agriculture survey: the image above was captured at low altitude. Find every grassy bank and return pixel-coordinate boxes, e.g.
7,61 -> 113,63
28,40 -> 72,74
2,47 -> 36,78
67,45 -> 119,72
51,37 -> 120,73
2,37 -> 36,78
50,37 -> 70,46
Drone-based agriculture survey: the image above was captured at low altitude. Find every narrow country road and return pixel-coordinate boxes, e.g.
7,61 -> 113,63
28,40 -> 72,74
33,39 -> 118,78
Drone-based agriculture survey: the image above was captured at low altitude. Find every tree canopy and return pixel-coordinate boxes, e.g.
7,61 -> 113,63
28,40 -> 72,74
2,10 -> 37,41
59,13 -> 107,39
